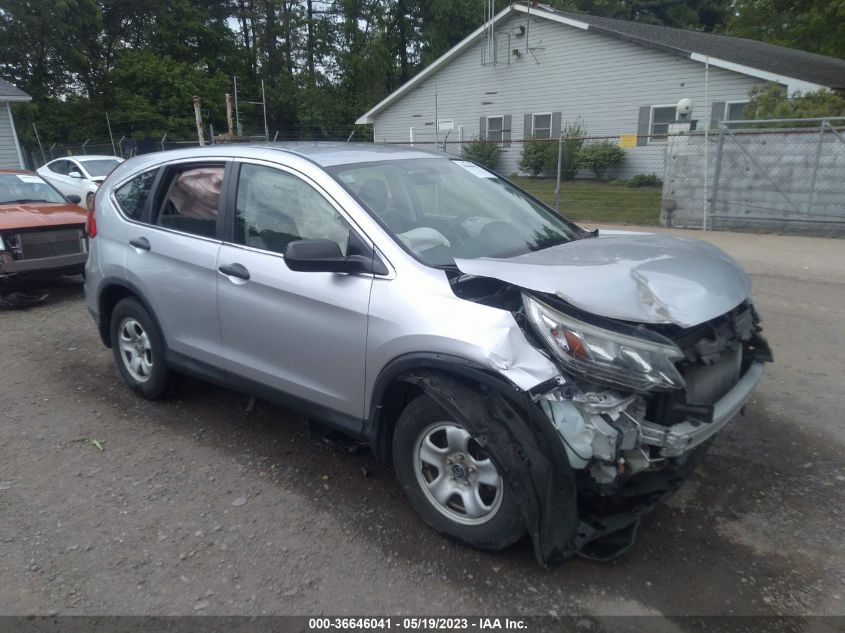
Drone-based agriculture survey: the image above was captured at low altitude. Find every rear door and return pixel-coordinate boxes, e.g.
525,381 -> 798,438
216,160 -> 373,427
122,160 -> 230,375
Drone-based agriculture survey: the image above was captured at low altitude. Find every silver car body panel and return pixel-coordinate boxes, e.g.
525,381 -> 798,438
364,259 -> 562,414
455,231 -> 751,329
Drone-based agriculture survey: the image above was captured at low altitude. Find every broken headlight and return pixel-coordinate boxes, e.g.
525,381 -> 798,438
523,294 -> 685,391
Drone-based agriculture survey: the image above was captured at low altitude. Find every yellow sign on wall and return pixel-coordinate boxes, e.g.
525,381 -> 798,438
618,134 -> 638,149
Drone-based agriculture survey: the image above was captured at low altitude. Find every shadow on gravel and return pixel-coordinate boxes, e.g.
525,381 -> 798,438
0,275 -> 84,310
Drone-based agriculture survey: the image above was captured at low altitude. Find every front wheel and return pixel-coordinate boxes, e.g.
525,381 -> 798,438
110,298 -> 171,399
392,395 -> 524,550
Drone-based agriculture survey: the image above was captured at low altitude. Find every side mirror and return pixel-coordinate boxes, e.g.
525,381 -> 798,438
283,239 -> 385,274
68,170 -> 83,179
66,194 -> 82,205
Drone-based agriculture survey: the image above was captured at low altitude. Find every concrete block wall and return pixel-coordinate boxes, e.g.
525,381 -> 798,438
661,131 -> 845,237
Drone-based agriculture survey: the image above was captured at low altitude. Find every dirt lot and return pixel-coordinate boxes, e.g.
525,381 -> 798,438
0,227 -> 843,620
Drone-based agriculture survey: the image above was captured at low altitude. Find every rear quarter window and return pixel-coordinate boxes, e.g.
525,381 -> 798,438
113,169 -> 158,221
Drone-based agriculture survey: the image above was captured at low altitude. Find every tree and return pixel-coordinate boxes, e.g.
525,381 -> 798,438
545,0 -> 731,31
726,0 -> 845,60
744,82 -> 845,121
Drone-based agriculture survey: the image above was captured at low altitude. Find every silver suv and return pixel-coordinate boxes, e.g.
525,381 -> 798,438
84,144 -> 771,565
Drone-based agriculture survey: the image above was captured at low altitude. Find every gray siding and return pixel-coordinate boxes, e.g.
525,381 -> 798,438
0,103 -> 23,169
372,14 -> 763,177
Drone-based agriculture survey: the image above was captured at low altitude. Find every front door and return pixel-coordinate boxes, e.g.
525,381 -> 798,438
216,161 -> 372,427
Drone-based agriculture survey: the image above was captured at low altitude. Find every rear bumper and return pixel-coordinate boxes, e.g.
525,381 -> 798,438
0,252 -> 88,276
640,361 -> 765,457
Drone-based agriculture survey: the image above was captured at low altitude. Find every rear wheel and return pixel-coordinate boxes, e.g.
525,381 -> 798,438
110,298 -> 171,399
392,395 -> 524,549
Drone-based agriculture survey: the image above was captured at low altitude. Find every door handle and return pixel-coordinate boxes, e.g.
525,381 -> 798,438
129,237 -> 151,251
218,263 -> 250,280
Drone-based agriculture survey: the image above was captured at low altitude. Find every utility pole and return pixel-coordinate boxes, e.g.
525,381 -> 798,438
106,112 -> 116,156
225,94 -> 235,136
233,76 -> 241,136
434,83 -> 439,148
32,123 -> 46,164
261,79 -> 269,141
193,96 -> 205,146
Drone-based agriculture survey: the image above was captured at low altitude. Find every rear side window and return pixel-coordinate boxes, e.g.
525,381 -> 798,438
48,160 -> 69,175
114,169 -> 158,221
155,166 -> 224,239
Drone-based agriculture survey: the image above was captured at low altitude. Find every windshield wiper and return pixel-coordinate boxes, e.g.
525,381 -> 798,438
3,198 -> 49,204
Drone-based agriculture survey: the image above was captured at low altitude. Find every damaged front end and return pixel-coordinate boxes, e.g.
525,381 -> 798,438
525,294 -> 772,560
444,269 -> 771,564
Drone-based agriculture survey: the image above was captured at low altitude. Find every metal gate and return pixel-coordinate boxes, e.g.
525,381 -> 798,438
708,118 -> 845,235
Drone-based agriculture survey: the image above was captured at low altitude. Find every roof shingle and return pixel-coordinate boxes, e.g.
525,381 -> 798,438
535,3 -> 845,90
0,78 -> 31,100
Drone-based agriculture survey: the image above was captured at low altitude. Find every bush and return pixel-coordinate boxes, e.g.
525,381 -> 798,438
462,140 -> 500,170
517,139 -> 556,177
626,173 -> 663,188
560,117 -> 587,181
577,142 -> 625,181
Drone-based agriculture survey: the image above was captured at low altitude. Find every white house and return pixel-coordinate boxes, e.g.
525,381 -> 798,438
0,78 -> 30,169
356,3 -> 845,177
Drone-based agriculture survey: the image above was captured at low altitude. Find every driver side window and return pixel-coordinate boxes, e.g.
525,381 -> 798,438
234,164 -> 350,256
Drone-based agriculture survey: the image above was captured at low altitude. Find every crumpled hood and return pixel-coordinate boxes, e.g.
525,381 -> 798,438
454,231 -> 751,328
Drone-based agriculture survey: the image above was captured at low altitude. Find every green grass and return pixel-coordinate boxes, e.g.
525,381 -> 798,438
509,177 -> 662,225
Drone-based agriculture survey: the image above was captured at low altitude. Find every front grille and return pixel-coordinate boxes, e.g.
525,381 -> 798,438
683,346 -> 742,405
647,303 -> 758,426
15,228 -> 84,260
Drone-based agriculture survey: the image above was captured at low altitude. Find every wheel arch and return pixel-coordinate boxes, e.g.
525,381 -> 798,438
364,353 -> 527,463
96,277 -> 164,349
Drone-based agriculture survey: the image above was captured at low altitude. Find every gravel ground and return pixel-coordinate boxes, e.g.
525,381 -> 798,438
0,227 -> 843,619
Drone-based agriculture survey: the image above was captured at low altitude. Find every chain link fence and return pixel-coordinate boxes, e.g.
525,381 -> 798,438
23,128 -> 371,170
24,118 -> 845,236
392,134 -> 667,225
663,118 -> 845,236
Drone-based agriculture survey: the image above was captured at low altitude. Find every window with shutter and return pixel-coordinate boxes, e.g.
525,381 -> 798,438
532,113 -> 552,139
649,105 -> 678,143
486,116 -> 504,143
724,102 -> 749,129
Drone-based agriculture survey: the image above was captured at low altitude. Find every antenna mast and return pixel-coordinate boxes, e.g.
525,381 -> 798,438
482,0 -> 496,66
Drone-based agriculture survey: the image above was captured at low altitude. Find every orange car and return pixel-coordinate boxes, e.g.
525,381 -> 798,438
0,169 -> 88,280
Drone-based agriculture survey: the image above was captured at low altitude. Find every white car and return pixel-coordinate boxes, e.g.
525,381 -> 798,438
37,155 -> 124,210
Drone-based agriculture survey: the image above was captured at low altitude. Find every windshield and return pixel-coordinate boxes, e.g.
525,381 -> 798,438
330,158 -> 580,267
79,159 -> 121,177
0,173 -> 66,205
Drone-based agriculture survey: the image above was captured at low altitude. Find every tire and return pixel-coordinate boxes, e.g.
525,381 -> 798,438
110,297 -> 171,399
392,394 -> 524,550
